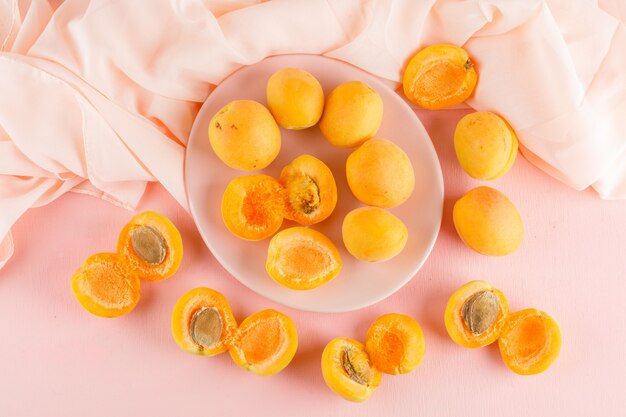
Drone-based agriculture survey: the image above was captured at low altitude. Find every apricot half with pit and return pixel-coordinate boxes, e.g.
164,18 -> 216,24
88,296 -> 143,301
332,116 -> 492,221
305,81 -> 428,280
221,174 -> 286,241
403,44 -> 478,110
71,253 -> 140,318
454,112 -> 518,180
346,139 -> 415,208
319,81 -> 383,148
266,227 -> 341,290
365,314 -> 425,375
229,309 -> 298,376
498,309 -> 561,375
445,281 -> 509,348
117,211 -> 183,281
208,100 -> 281,170
321,338 -> 383,402
266,68 -> 324,129
279,155 -> 337,225
342,207 -> 408,262
453,186 -> 523,256
171,287 -> 238,356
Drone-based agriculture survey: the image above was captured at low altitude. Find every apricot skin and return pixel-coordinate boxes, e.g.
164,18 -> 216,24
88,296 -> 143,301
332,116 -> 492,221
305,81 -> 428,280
444,280 -> 510,348
266,227 -> 341,290
321,338 -> 382,402
403,44 -> 478,110
208,100 -> 281,170
346,139 -> 415,208
266,68 -> 324,129
365,314 -> 425,375
342,207 -> 408,262
454,112 -> 518,180
453,186 -> 523,256
280,154 -> 337,225
319,81 -> 383,148
229,309 -> 298,376
499,309 -> 561,375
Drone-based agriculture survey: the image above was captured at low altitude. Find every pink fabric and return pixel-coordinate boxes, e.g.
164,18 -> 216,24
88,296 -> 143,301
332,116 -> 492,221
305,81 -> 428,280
1,0 -> 625,270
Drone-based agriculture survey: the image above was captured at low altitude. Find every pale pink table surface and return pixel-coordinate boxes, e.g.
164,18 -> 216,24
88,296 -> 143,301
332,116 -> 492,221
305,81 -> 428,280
1,108 -> 624,417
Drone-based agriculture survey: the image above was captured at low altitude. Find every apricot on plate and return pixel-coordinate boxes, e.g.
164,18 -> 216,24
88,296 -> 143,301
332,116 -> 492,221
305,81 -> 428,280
454,112 -> 518,180
346,139 -> 415,208
342,207 -> 408,262
221,174 -> 286,241
365,314 -> 425,375
117,211 -> 183,281
171,287 -> 238,356
321,337 -> 383,402
444,281 -> 509,348
279,154 -> 337,225
71,253 -> 140,318
453,186 -> 523,256
266,68 -> 324,129
319,81 -> 383,148
266,227 -> 341,290
498,309 -> 561,375
208,100 -> 281,170
229,309 -> 298,376
403,44 -> 478,110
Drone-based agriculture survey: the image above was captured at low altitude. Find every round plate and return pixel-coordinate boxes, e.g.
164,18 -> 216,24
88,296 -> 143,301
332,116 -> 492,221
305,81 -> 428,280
185,54 -> 443,313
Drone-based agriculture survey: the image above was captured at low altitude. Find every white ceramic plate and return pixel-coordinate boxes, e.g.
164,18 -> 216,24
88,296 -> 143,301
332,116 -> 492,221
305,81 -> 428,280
185,54 -> 443,312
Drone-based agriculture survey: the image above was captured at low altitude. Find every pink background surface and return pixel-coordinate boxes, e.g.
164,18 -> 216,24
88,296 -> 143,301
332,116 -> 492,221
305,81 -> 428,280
1,108 -> 625,416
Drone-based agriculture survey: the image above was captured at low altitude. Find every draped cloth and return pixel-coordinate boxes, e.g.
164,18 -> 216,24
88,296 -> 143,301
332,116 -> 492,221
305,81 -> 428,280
1,0 -> 625,269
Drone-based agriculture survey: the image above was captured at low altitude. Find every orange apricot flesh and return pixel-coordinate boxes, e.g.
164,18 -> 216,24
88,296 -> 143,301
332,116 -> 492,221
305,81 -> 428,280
171,287 -> 238,356
117,211 -> 183,282
403,44 -> 478,110
71,253 -> 140,318
221,174 -> 286,241
229,309 -> 298,376
365,313 -> 425,375
266,227 -> 342,290
321,337 -> 383,402
279,155 -> 337,225
445,281 -> 510,348
498,309 -> 561,375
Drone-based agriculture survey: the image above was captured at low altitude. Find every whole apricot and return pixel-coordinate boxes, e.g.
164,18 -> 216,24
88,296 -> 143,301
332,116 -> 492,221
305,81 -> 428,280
403,44 -> 478,110
342,207 -> 408,262
266,68 -> 324,129
208,100 -> 281,170
454,112 -> 518,180
453,186 -> 523,256
319,81 -> 383,148
346,139 -> 415,208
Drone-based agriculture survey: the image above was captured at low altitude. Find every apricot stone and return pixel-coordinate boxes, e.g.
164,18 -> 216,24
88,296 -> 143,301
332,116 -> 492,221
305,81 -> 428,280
266,68 -> 324,129
208,100 -> 281,170
342,207 -> 408,262
319,81 -> 383,148
454,112 -> 518,180
453,186 -> 523,256
346,139 -> 415,208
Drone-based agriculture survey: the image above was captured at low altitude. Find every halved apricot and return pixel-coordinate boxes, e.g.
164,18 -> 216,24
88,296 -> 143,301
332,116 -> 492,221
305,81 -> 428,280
221,174 -> 286,240
445,281 -> 509,348
279,155 -> 337,225
266,227 -> 341,290
71,253 -> 140,318
498,309 -> 561,375
321,337 -> 383,402
365,313 -> 425,375
171,287 -> 238,356
229,309 -> 298,376
403,44 -> 478,110
117,211 -> 183,281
